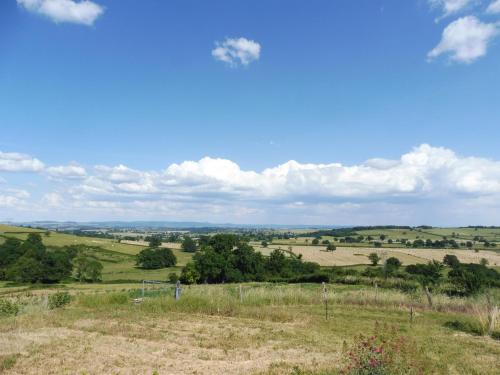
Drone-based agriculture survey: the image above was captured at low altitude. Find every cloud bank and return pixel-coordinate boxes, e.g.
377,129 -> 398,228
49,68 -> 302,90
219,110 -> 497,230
1,145 -> 500,224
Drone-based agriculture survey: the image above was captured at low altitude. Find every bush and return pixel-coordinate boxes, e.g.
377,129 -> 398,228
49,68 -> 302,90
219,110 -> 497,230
0,299 -> 19,317
342,323 -> 429,375
48,291 -> 71,309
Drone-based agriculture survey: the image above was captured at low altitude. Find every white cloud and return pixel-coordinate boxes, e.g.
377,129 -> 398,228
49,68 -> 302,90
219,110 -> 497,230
487,0 -> 500,13
0,151 -> 45,172
46,164 -> 87,179
428,16 -> 498,63
428,0 -> 472,18
66,144 -> 500,204
17,0 -> 104,26
3,145 -> 500,224
212,37 -> 261,67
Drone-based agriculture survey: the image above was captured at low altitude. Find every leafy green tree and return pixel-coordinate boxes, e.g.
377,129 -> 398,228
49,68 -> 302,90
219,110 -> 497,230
6,257 -> 44,283
136,248 -> 177,269
148,237 -> 162,248
448,264 -> 498,296
443,254 -> 460,268
181,236 -> 197,253
368,253 -> 380,266
311,238 -> 320,245
326,244 -> 336,251
180,262 -> 200,284
406,260 -> 443,286
261,241 -> 268,248
75,256 -> 103,282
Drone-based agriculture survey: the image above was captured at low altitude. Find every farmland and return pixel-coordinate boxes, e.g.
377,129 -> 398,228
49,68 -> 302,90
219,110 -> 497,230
1,224 -> 499,374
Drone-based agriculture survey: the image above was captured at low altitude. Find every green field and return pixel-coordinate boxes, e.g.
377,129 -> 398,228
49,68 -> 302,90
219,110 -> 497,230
0,224 -> 193,282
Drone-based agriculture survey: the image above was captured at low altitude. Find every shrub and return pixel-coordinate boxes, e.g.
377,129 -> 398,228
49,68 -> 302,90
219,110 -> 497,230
0,299 -> 19,317
48,291 -> 71,309
341,323 -> 429,375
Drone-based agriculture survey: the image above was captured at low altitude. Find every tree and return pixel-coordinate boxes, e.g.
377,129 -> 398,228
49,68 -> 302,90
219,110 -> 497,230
443,254 -> 460,268
480,258 -> 489,266
384,257 -> 401,276
379,234 -> 386,241
148,237 -> 162,248
181,236 -> 197,253
75,256 -> 103,282
261,241 -> 268,248
368,253 -> 380,266
180,262 -> 199,284
326,244 -> 336,251
136,248 -> 177,269
311,238 -> 320,245
385,257 -> 401,269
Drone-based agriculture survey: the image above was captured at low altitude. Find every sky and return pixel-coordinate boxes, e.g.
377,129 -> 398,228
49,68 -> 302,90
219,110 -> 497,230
1,0 -> 500,226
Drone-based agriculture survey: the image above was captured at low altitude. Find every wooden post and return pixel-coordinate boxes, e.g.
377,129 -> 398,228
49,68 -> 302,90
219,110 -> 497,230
410,305 -> 414,324
374,282 -> 378,302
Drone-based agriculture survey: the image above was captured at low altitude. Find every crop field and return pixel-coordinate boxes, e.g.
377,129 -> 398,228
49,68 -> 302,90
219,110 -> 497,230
254,244 -> 500,267
0,283 -> 499,374
271,227 -> 500,250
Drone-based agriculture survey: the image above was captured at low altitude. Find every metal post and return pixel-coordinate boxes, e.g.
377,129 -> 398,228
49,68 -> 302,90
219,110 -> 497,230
175,280 -> 181,300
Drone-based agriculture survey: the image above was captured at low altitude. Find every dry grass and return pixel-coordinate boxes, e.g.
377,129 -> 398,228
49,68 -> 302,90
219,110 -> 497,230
1,284 -> 499,374
255,245 -> 500,267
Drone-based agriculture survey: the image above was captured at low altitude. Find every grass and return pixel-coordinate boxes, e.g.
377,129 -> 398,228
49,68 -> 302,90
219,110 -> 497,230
0,283 -> 498,374
0,225 -> 195,282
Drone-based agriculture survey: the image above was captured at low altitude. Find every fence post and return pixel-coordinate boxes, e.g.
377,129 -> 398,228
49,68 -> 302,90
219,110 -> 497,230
410,305 -> 415,324
175,280 -> 181,300
374,282 -> 378,302
142,280 -> 145,299
239,284 -> 243,303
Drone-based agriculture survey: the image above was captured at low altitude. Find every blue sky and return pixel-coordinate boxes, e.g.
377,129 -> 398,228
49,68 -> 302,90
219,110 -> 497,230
1,0 -> 500,225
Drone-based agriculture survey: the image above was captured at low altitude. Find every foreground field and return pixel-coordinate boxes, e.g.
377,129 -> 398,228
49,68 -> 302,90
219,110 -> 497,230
1,284 -> 499,374
254,244 -> 500,267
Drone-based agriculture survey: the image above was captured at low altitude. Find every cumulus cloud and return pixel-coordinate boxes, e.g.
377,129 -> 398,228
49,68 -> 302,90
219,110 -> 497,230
66,144 -> 500,204
487,0 -> 500,13
46,164 -> 87,179
212,37 -> 261,67
3,145 -> 500,224
428,16 -> 498,63
17,0 -> 104,26
0,151 -> 45,172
